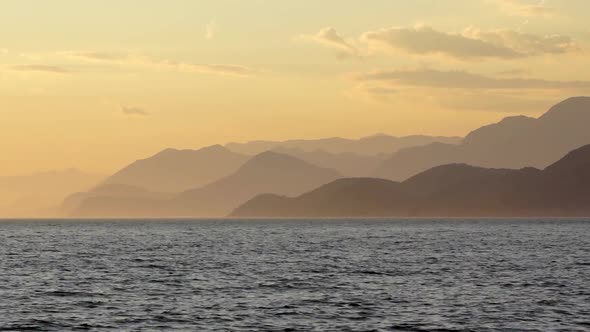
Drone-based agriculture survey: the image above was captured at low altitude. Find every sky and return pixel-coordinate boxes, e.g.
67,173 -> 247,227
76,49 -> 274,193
1,0 -> 589,175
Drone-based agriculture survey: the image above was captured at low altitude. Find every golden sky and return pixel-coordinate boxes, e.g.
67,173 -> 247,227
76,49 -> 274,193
1,0 -> 589,175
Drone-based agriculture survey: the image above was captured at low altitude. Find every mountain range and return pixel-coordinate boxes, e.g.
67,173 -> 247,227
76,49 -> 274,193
89,134 -> 458,194
62,133 -> 460,217
6,96 -> 590,218
68,151 -> 341,217
61,183 -> 172,215
375,97 -> 590,181
232,143 -> 590,217
225,134 -> 462,155
270,147 -> 387,177
102,145 -> 248,192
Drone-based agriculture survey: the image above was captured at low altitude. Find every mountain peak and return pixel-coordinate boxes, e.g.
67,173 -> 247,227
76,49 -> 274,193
231,151 -> 340,177
103,143 -> 248,192
499,115 -> 536,124
464,115 -> 536,145
198,144 -> 228,153
154,148 -> 180,157
240,151 -> 317,171
154,145 -> 230,158
404,163 -> 499,185
249,151 -> 299,162
539,96 -> 590,121
544,144 -> 590,174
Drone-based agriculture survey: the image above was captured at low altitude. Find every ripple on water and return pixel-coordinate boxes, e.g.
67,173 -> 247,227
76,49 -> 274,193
0,218 -> 589,331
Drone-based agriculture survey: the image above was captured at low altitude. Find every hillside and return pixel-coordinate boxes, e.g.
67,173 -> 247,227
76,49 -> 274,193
102,145 -> 248,192
233,144 -> 590,217
70,152 -> 341,217
375,97 -> 590,181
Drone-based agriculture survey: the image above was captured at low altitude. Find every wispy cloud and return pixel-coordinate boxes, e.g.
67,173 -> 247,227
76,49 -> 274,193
299,24 -> 578,61
462,27 -> 579,55
434,90 -> 556,112
64,51 -> 130,62
11,65 -> 71,74
497,68 -> 530,76
60,51 -> 255,77
176,63 -> 254,76
121,106 -> 150,116
205,19 -> 216,40
490,0 -> 557,17
350,74 -> 569,113
361,25 -> 578,60
356,69 -> 590,90
298,27 -> 359,57
362,25 -> 522,60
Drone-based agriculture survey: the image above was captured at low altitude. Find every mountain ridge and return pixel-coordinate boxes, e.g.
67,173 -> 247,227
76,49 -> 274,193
69,151 -> 341,217
232,143 -> 590,218
375,96 -> 590,181
101,145 -> 248,193
225,134 -> 462,156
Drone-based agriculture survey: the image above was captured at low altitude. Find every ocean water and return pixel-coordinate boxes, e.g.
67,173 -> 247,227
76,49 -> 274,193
0,219 -> 589,331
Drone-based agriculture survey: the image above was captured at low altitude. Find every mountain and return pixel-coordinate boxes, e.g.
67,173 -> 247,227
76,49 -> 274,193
270,146 -> 387,177
0,169 -> 103,217
225,134 -> 462,156
70,152 -> 342,217
232,144 -> 590,217
171,151 -> 342,216
232,178 -> 409,217
375,97 -> 590,181
102,145 -> 248,192
62,183 -> 172,216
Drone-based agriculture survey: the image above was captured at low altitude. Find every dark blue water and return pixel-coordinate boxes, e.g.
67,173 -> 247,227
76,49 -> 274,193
0,219 -> 589,331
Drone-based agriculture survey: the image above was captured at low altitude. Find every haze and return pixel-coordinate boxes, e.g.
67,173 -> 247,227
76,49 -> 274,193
2,0 -> 590,175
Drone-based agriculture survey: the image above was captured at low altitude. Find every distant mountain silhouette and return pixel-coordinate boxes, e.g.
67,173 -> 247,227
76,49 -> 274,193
102,145 -> 248,192
226,134 -> 462,156
232,144 -> 590,217
63,183 -> 172,216
70,152 -> 341,217
375,97 -> 590,181
270,146 -> 387,177
0,169 -> 103,217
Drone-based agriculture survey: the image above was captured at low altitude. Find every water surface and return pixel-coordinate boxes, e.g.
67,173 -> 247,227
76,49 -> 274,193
0,219 -> 589,331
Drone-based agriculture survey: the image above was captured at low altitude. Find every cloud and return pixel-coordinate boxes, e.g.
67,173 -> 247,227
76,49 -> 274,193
205,19 -> 216,40
299,27 -> 359,57
351,78 -> 568,113
362,25 -> 522,59
347,84 -> 398,103
356,69 -> 590,90
360,25 -> 578,59
364,86 -> 397,95
435,91 -> 556,112
462,27 -> 579,55
177,63 -> 253,76
11,65 -> 71,74
497,68 -> 530,76
61,51 -> 255,77
299,24 -> 579,61
65,51 -> 130,62
491,0 -> 557,17
12,49 -> 259,78
121,106 -> 150,116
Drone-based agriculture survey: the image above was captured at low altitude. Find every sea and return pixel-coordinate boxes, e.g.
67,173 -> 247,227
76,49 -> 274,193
0,219 -> 589,331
